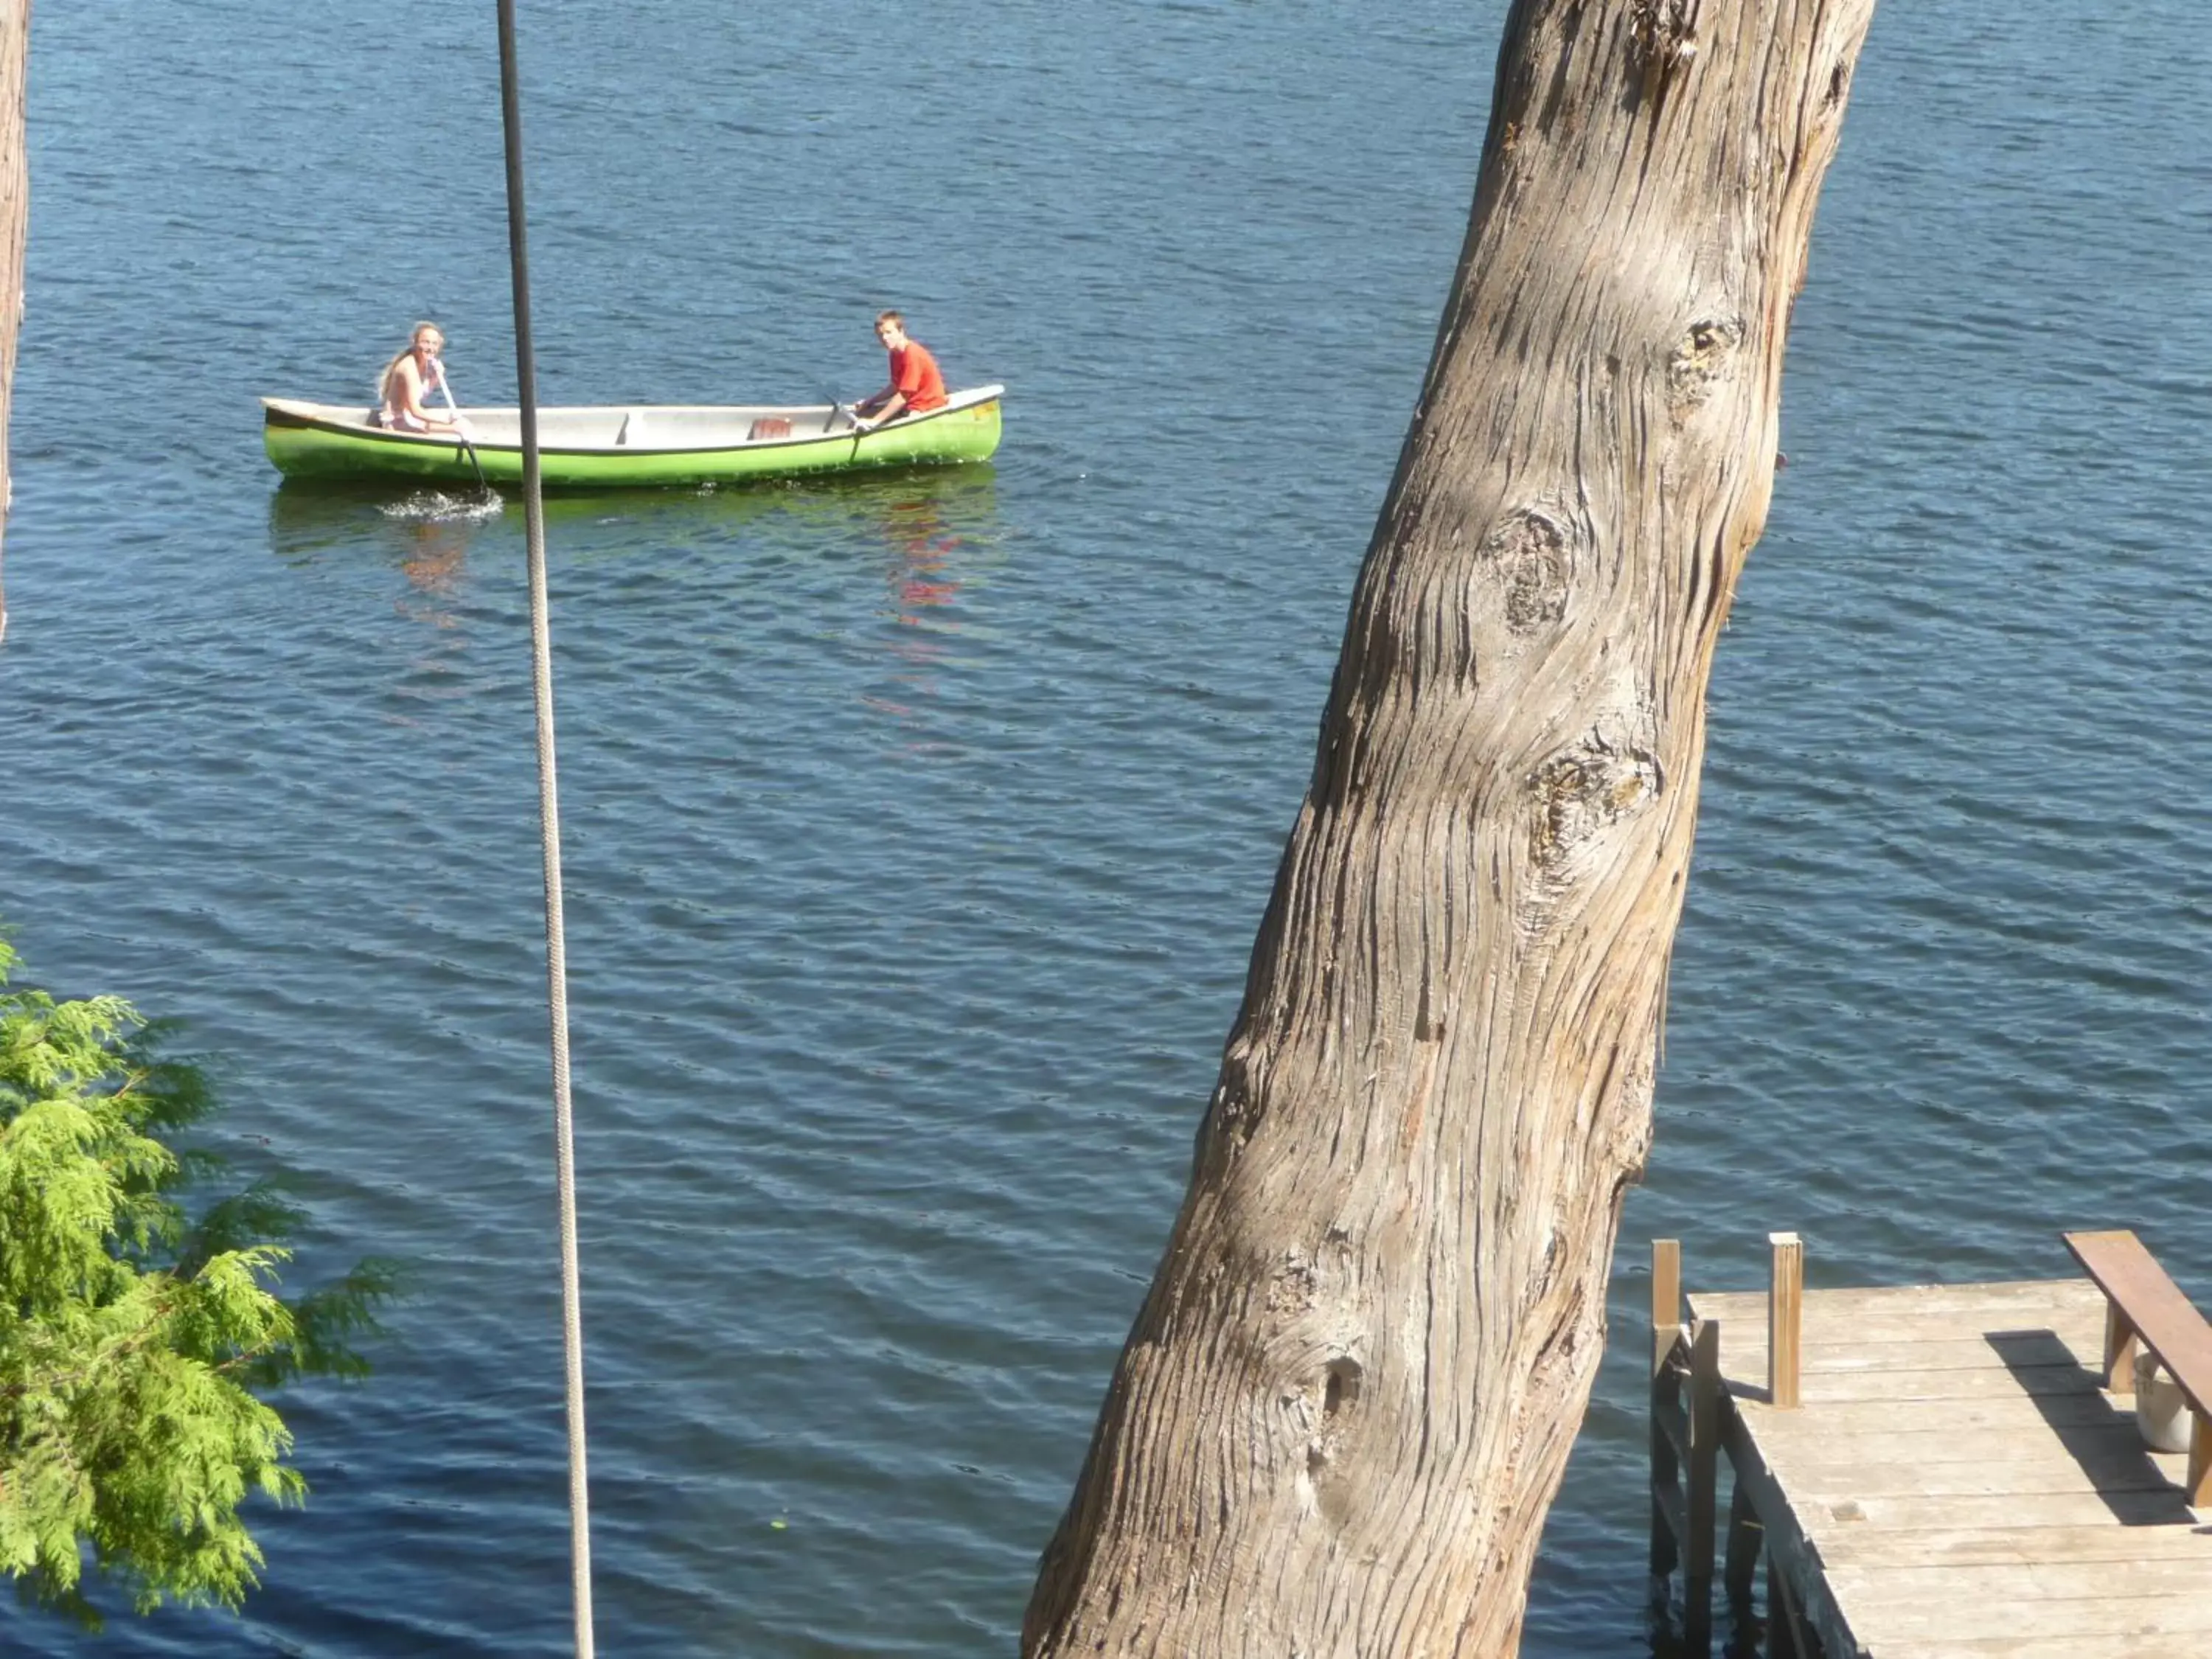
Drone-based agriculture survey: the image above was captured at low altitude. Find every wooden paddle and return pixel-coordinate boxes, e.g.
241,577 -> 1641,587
430,358 -> 494,495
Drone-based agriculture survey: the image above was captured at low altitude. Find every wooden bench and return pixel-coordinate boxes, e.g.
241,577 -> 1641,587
2062,1228 -> 2212,1505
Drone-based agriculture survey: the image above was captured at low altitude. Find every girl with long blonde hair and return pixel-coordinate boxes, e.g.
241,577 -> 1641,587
374,321 -> 470,435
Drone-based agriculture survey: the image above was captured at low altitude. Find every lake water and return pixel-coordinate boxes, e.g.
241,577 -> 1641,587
2,1 -> 2207,1652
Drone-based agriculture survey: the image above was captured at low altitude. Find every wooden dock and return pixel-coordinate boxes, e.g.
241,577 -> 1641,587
1648,1236 -> 2212,1658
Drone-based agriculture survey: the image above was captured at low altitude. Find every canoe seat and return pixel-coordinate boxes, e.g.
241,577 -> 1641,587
748,417 -> 793,442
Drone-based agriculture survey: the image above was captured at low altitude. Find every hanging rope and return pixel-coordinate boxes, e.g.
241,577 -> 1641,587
494,4 -> 597,1655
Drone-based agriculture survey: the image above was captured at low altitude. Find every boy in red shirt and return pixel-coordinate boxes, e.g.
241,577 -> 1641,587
855,310 -> 948,430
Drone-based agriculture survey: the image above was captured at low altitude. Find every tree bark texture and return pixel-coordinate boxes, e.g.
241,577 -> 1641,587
0,0 -> 25,644
1023,2 -> 1874,1653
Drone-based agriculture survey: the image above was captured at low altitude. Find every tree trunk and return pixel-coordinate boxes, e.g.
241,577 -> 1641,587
1023,2 -> 1874,1653
0,0 -> 26,644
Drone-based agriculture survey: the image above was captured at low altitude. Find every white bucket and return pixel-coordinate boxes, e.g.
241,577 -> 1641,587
2132,1349 -> 2194,1454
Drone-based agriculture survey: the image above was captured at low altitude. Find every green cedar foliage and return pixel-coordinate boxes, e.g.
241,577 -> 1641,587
0,936 -> 394,1625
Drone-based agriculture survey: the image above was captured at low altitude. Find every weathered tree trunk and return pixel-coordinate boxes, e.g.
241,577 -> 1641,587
1023,2 -> 1874,1652
0,0 -> 26,644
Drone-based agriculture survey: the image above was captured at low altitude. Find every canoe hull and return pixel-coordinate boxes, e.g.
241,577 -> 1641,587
260,390 -> 1003,488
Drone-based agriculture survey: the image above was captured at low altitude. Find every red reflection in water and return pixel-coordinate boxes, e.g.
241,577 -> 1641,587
869,490 -> 973,734
398,518 -> 469,599
883,493 -> 965,619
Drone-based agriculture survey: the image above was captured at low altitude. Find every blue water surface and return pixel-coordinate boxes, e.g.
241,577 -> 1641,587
1,1 -> 2207,1652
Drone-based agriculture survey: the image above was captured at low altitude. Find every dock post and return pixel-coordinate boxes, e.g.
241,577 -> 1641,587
1684,1315 -> 1720,1652
1769,1232 -> 1803,1410
1649,1239 -> 1683,1582
1654,1237 -> 1682,1374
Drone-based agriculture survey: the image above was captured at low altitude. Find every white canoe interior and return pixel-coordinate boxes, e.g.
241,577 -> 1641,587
262,386 -> 1001,452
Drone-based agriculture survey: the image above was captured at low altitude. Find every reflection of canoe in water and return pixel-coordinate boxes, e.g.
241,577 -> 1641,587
265,459 -> 1003,563
260,385 -> 1004,488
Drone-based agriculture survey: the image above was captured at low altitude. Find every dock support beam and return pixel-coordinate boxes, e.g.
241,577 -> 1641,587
1647,1239 -> 1721,1651
1723,1481 -> 1762,1616
1650,1239 -> 1683,1580
1686,1317 -> 1720,1648
1767,1545 -> 1816,1658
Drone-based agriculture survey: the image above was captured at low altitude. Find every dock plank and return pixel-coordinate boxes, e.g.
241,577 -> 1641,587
1717,1390 -> 2119,1435
1795,1489 -> 2197,1531
1843,1594 -> 2212,1642
1739,1419 -> 2154,1467
1770,1459 -> 2174,1500
1815,1523 -> 2212,1568
1731,1363 -> 2102,1405
1829,1557 -> 2212,1605
1714,1331 -> 2104,1376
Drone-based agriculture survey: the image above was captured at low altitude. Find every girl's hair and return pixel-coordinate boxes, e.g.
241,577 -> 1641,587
373,322 -> 444,406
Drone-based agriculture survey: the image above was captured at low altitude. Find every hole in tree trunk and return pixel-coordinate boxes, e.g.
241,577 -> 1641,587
1323,1357 -> 1364,1416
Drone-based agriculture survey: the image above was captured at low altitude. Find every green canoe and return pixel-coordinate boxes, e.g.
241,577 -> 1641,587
260,385 -> 1004,488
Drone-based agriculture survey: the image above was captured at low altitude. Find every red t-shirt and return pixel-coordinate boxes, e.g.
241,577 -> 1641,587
891,341 -> 947,414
